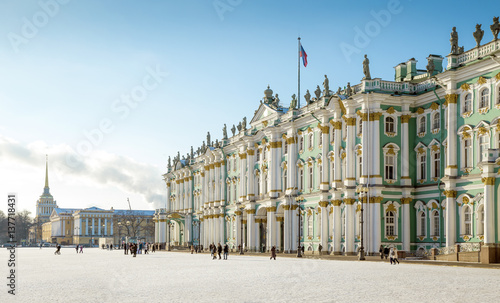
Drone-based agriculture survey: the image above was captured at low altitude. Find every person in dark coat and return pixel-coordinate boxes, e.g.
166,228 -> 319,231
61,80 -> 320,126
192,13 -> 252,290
223,244 -> 229,260
124,243 -> 128,255
75,245 -> 79,253
212,244 -> 217,260
270,245 -> 276,260
383,246 -> 390,260
379,245 -> 384,259
217,243 -> 222,260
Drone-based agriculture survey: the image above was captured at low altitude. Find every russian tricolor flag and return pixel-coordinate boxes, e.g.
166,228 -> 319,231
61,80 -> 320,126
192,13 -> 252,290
300,44 -> 308,67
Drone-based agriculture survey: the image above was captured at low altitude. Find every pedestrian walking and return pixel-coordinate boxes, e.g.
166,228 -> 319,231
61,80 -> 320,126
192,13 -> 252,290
318,244 -> 322,254
79,245 -> 83,253
191,245 -> 194,254
152,244 -> 156,253
212,245 -> 217,260
379,245 -> 384,259
390,247 -> 400,265
40,243 -> 42,249
75,245 -> 79,253
270,245 -> 276,260
383,246 -> 389,260
223,244 -> 229,260
145,243 -> 149,254
54,244 -> 61,255
124,243 -> 128,255
217,243 -> 222,260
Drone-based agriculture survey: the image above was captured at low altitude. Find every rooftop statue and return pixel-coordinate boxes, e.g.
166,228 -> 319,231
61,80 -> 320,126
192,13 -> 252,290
223,124 -> 228,139
323,75 -> 329,96
207,132 -> 211,147
202,141 -> 206,152
363,54 -> 371,80
314,85 -> 321,99
167,156 -> 172,169
190,146 -> 194,159
290,94 -> 297,109
274,94 -> 280,107
491,17 -> 500,40
336,86 -> 342,96
450,27 -> 459,54
426,58 -> 435,75
237,122 -> 242,132
473,24 -> 484,48
346,82 -> 352,97
242,117 -> 247,130
231,124 -> 236,136
215,139 -> 219,148
304,89 -> 311,104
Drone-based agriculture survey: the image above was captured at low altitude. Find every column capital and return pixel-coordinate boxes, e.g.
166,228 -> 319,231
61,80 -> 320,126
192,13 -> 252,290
400,197 -> 413,204
343,198 -> 356,205
331,199 -> 342,206
245,209 -> 256,215
401,115 -> 411,123
443,190 -> 457,198
318,201 -> 330,207
445,93 -> 458,104
481,177 -> 496,185
283,205 -> 291,210
329,120 -> 342,129
266,206 -> 277,212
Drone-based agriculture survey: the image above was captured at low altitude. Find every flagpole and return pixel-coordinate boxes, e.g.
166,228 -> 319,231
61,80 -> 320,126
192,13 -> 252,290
298,37 -> 301,109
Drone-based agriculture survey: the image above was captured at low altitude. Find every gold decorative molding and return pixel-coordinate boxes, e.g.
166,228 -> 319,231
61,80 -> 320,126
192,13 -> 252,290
318,201 -> 329,207
266,206 -> 277,212
331,200 -> 342,206
477,76 -> 487,85
416,107 -> 425,115
460,83 -> 470,91
307,127 -> 313,133
445,94 -> 458,104
386,107 -> 395,114
401,115 -> 411,123
263,120 -> 268,127
247,149 -> 255,156
387,147 -> 395,155
286,137 -> 297,144
215,162 -> 221,168
344,198 -> 356,205
318,125 -> 330,134
245,209 -> 256,215
370,112 -> 383,121
400,197 -> 412,204
478,127 -> 489,136
330,121 -> 342,129
430,102 -> 439,111
291,205 -> 299,210
270,141 -> 282,148
346,117 -> 356,126
341,152 -> 346,160
234,210 -> 242,216
443,190 -> 457,198
431,145 -> 440,152
209,164 -> 215,169
417,147 -> 426,154
369,197 -> 384,204
239,153 -> 247,159
283,205 -> 290,210
494,72 -> 500,82
482,177 -> 495,185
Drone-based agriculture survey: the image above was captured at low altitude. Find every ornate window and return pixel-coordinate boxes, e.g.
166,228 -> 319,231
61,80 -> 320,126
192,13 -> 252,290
233,158 -> 237,171
418,211 -> 426,237
385,154 -> 395,181
432,150 -> 441,179
319,131 -> 323,147
308,166 -> 314,189
262,148 -> 267,161
299,136 -> 304,151
256,149 -> 260,162
431,210 -> 440,237
477,204 -> 484,236
358,119 -> 363,136
463,205 -> 472,236
284,141 -> 288,154
256,176 -> 260,196
385,116 -> 395,133
419,116 -> 426,134
432,112 -> 440,132
227,183 -> 231,202
233,183 -> 237,202
341,211 -> 346,237
308,133 -> 314,150
463,138 -> 472,169
383,144 -> 399,183
318,163 -> 323,185
299,168 -> 304,191
478,134 -> 490,163
385,211 -> 395,236
357,154 -> 363,180
418,153 -> 426,181
463,93 -> 472,114
479,88 -> 490,109
307,213 -> 313,237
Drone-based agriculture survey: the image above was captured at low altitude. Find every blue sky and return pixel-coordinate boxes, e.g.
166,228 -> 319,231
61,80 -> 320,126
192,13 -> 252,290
0,0 -> 498,215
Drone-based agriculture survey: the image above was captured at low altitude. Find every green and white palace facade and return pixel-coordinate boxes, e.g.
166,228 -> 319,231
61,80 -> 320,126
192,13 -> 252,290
155,23 -> 500,261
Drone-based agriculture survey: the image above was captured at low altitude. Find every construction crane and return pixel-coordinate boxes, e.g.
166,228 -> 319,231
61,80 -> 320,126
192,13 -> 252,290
127,197 -> 132,210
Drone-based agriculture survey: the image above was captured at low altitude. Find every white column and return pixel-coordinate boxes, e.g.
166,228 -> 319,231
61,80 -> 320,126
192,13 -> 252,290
445,188 -> 456,247
344,199 -> 355,254
92,218 -> 95,235
320,202 -> 329,253
332,200 -> 342,254
247,210 -> 255,251
401,198 -> 411,251
110,220 -> 113,235
286,132 -> 297,194
482,163 -> 496,244
320,124 -> 330,190
239,149 -> 247,201
247,146 -> 256,200
267,207 -> 276,249
104,218 -> 108,236
86,218 -> 89,236
98,218 -> 101,236
445,93 -> 458,176
284,205 -> 291,252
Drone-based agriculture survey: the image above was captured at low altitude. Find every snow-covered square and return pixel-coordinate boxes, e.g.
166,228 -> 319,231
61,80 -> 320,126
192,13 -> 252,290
2,248 -> 500,303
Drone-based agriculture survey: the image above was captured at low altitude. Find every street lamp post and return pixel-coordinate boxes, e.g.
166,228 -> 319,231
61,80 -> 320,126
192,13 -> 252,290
240,206 -> 244,255
357,185 -> 367,261
296,196 -> 304,258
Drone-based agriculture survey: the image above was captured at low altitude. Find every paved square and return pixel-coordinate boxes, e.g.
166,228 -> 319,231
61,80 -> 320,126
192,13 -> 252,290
2,248 -> 499,302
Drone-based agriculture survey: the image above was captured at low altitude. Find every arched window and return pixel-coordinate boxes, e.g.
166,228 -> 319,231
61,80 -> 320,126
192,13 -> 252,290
282,170 -> 287,191
419,153 -> 427,180
480,88 -> 490,108
308,133 -> 314,149
479,135 -> 490,162
256,176 -> 260,195
477,205 -> 484,235
256,149 -> 260,162
385,117 -> 395,133
419,116 -> 426,133
358,120 -> 363,135
385,154 -> 395,180
433,113 -> 440,131
319,164 -> 323,185
463,93 -> 472,113
464,206 -> 472,235
227,184 -> 231,202
284,141 -> 288,154
432,210 -> 440,236
319,132 -> 323,146
262,148 -> 266,160
385,211 -> 395,236
299,136 -> 304,151
463,138 -> 472,168
419,212 -> 426,237
233,183 -> 237,202
433,151 -> 441,178
308,166 -> 314,189
307,214 -> 313,237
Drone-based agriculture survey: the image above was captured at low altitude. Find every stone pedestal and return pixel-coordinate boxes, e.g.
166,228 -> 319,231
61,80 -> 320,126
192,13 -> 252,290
480,245 -> 499,264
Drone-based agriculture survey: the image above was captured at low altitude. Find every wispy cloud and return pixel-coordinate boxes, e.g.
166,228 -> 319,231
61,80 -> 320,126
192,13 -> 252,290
0,134 -> 165,209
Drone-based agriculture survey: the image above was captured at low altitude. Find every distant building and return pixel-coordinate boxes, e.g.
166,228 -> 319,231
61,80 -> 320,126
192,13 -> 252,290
155,20 -> 500,263
30,157 -> 155,245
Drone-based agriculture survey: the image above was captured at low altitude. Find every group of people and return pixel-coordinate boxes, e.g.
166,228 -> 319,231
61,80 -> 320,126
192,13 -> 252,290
379,245 -> 400,265
209,243 -> 229,260
75,244 -> 84,253
123,242 -> 155,257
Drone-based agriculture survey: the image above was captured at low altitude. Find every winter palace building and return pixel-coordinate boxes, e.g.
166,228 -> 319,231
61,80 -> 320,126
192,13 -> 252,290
155,20 -> 500,262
